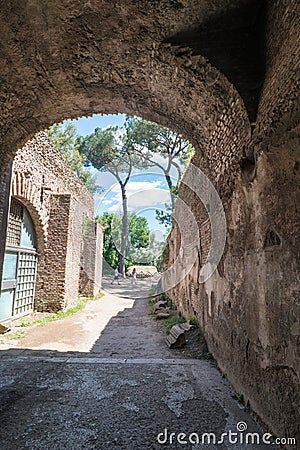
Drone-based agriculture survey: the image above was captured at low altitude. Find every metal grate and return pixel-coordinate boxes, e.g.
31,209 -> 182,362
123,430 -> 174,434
6,198 -> 23,246
13,252 -> 37,317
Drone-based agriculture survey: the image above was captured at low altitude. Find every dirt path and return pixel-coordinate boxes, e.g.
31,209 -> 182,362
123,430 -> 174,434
0,276 -> 167,354
0,282 -> 274,449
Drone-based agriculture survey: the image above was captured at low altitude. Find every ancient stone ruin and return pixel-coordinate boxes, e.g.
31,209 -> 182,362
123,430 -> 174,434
0,0 -> 298,444
1,132 -> 103,321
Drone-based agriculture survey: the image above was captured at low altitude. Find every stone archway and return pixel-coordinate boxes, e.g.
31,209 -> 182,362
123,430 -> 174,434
0,42 -> 251,166
0,0 -> 258,159
0,0 -> 299,443
0,31 -> 252,296
11,173 -> 47,253
10,175 -> 47,314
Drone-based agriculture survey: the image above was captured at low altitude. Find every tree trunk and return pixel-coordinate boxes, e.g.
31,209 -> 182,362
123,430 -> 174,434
119,183 -> 128,277
165,172 -> 174,208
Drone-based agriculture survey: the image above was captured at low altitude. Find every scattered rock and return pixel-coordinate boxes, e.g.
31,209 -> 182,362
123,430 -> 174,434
166,324 -> 186,348
154,307 -> 169,314
156,312 -> 171,320
153,300 -> 168,312
179,321 -> 193,332
0,323 -> 10,334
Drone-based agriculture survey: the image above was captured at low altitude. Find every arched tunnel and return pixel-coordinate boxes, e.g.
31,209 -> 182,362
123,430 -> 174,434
0,0 -> 299,444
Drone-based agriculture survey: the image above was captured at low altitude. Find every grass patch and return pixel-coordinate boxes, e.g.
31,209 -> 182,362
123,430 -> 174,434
158,316 -> 186,334
148,297 -> 157,318
148,297 -> 156,308
0,329 -> 26,343
233,392 -> 244,403
148,293 -> 185,333
147,293 -> 214,361
204,351 -> 213,360
187,317 -> 198,327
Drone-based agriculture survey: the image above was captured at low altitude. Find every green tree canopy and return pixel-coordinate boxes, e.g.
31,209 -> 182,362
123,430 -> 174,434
77,117 -> 193,269
78,125 -> 150,275
124,116 -> 193,188
129,233 -> 165,270
97,212 -> 154,269
124,116 -> 194,227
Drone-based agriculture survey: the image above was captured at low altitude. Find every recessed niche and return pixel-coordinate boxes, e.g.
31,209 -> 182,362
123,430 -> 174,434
240,156 -> 256,182
264,227 -> 282,249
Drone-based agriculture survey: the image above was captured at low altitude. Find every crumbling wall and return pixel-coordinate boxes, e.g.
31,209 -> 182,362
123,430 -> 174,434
79,220 -> 103,298
0,163 -> 13,285
10,133 -> 102,311
165,1 -> 300,443
0,0 -> 298,443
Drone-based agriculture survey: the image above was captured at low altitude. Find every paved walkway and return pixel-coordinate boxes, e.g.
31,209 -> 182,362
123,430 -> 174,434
0,286 -> 274,449
101,274 -> 158,299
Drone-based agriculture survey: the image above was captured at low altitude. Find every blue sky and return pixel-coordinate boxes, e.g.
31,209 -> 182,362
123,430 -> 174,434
70,114 -> 126,136
94,170 -> 176,237
67,113 -> 177,235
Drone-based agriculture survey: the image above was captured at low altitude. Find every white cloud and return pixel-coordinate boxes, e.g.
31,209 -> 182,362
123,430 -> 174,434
101,199 -> 114,205
95,179 -> 172,215
103,180 -> 170,213
128,188 -> 170,210
110,179 -> 165,195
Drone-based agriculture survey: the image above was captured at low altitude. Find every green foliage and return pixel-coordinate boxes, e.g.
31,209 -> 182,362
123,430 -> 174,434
128,214 -> 149,248
74,117 -> 194,271
125,117 -> 187,158
97,212 -> 120,269
0,329 -> 26,342
125,117 -> 167,154
155,209 -> 172,229
97,212 -> 157,269
148,298 -> 157,318
129,233 -> 165,269
47,121 -> 77,153
77,125 -> 150,175
77,126 -> 123,171
124,116 -> 194,229
46,122 -> 99,194
124,116 -> 193,182
18,294 -> 103,328
233,392 -> 244,404
161,316 -> 186,334
77,123 -> 151,274
155,183 -> 179,228
188,317 -> 198,327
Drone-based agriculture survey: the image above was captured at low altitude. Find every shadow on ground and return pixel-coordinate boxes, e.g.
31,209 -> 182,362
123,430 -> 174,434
0,287 -> 274,449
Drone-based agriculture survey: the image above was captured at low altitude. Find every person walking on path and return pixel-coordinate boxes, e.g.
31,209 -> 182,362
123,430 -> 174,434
111,267 -> 120,285
131,268 -> 137,285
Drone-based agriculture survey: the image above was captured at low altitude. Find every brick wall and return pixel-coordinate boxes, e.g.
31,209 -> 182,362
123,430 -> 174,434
8,132 -> 103,312
255,0 -> 299,141
0,0 -> 297,443
79,220 -> 103,298
165,1 -> 300,442
0,163 -> 13,285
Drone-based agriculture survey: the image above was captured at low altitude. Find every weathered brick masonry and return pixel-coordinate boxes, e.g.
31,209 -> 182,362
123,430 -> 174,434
165,1 -> 300,443
10,132 -> 102,312
0,0 -> 298,445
